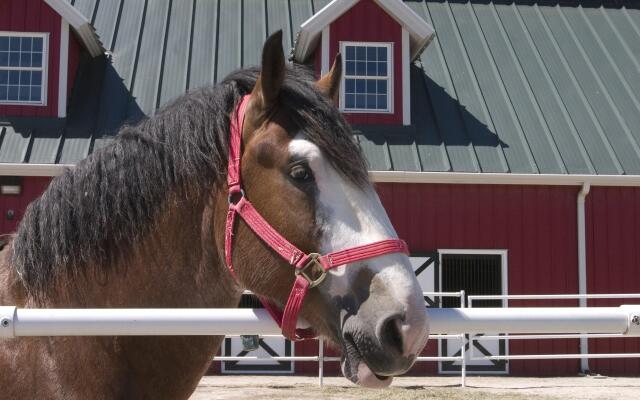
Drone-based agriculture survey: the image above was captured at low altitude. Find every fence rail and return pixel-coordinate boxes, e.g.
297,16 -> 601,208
466,293 -> 640,367
2,292 -> 640,388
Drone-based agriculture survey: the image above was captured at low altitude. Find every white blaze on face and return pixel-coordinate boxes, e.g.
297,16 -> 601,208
287,134 -> 422,314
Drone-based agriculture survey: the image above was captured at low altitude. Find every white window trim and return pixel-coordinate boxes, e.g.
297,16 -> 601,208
320,27 -> 330,76
339,41 -> 393,114
58,21 -> 69,117
0,31 -> 49,107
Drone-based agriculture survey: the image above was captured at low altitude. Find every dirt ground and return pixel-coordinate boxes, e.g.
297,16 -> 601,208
191,375 -> 640,400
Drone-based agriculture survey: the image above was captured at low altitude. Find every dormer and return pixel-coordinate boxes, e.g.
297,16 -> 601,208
293,0 -> 434,126
0,0 -> 102,118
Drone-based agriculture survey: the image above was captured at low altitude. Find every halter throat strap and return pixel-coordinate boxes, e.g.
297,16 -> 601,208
224,94 -> 409,340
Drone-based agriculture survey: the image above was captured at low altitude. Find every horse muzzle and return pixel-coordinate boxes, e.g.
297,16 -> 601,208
339,294 -> 429,388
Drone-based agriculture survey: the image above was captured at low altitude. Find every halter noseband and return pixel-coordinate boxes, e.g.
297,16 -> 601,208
224,95 -> 409,340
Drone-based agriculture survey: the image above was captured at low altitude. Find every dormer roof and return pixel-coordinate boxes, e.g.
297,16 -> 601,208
292,0 -> 434,63
44,0 -> 103,57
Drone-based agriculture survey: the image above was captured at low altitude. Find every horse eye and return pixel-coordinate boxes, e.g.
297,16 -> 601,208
289,164 -> 313,182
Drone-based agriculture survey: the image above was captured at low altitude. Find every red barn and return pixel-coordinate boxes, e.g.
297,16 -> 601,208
1,0 -> 640,377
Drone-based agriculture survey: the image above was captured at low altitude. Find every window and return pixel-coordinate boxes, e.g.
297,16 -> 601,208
0,33 -> 48,105
340,42 -> 392,113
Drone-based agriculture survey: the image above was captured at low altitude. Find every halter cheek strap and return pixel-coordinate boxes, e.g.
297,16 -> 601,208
225,94 -> 409,340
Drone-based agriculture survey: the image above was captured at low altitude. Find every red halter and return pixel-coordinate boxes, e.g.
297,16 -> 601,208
225,95 -> 409,340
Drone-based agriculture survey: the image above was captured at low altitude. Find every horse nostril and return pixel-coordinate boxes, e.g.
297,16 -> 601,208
379,314 -> 404,355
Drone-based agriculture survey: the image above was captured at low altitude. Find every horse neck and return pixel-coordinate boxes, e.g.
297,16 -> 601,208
43,190 -> 240,309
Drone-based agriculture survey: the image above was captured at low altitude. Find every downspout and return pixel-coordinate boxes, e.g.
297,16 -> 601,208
577,182 -> 591,373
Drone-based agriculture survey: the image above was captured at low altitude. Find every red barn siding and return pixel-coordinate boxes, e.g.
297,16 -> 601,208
0,0 -> 61,117
586,187 -> 640,376
0,176 -> 52,235
296,183 -> 586,376
328,0 -> 402,125
378,183 -> 581,376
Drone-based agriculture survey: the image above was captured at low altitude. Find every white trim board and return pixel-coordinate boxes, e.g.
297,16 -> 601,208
320,27 -> 330,76
57,20 -> 69,117
370,171 -> 640,187
6,162 -> 640,187
0,163 -> 73,176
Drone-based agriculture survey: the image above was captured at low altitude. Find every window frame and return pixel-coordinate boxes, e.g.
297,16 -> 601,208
437,249 -> 509,308
339,41 -> 393,114
0,31 -> 49,106
437,249 -> 510,375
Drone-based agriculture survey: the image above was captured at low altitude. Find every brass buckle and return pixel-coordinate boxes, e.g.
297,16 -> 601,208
295,253 -> 326,288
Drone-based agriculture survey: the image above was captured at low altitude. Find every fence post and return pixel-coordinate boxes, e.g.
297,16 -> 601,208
461,335 -> 466,388
461,290 -> 466,387
319,337 -> 324,388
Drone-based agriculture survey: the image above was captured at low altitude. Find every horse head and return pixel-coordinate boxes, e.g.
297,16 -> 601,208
215,31 -> 429,388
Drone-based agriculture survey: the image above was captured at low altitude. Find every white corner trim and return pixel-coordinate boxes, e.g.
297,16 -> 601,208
321,27 -> 330,75
58,20 -> 69,118
401,27 -> 410,126
74,25 -> 102,57
44,0 -> 103,57
370,171 -> 640,187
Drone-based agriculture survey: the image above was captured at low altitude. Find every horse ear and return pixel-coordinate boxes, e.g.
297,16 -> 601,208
252,30 -> 285,114
315,54 -> 342,102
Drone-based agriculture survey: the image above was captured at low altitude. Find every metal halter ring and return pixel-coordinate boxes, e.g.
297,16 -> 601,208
228,189 -> 246,205
295,253 -> 327,288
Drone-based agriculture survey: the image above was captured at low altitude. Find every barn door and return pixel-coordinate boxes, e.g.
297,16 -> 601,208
438,252 -> 508,374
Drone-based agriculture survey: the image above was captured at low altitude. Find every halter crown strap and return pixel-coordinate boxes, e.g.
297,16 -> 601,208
227,96 -> 251,194
225,94 -> 409,340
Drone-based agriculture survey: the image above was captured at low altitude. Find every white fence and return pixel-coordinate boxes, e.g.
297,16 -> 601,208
467,294 -> 640,364
2,293 -> 640,388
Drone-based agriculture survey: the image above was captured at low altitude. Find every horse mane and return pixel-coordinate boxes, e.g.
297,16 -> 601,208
11,65 -> 368,295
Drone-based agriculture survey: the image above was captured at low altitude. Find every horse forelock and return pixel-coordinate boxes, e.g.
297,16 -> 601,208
10,64 -> 369,297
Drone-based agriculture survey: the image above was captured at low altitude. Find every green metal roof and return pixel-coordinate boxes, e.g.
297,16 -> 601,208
1,0 -> 640,176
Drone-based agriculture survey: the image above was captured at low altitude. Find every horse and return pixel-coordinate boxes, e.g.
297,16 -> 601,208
0,31 -> 429,399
